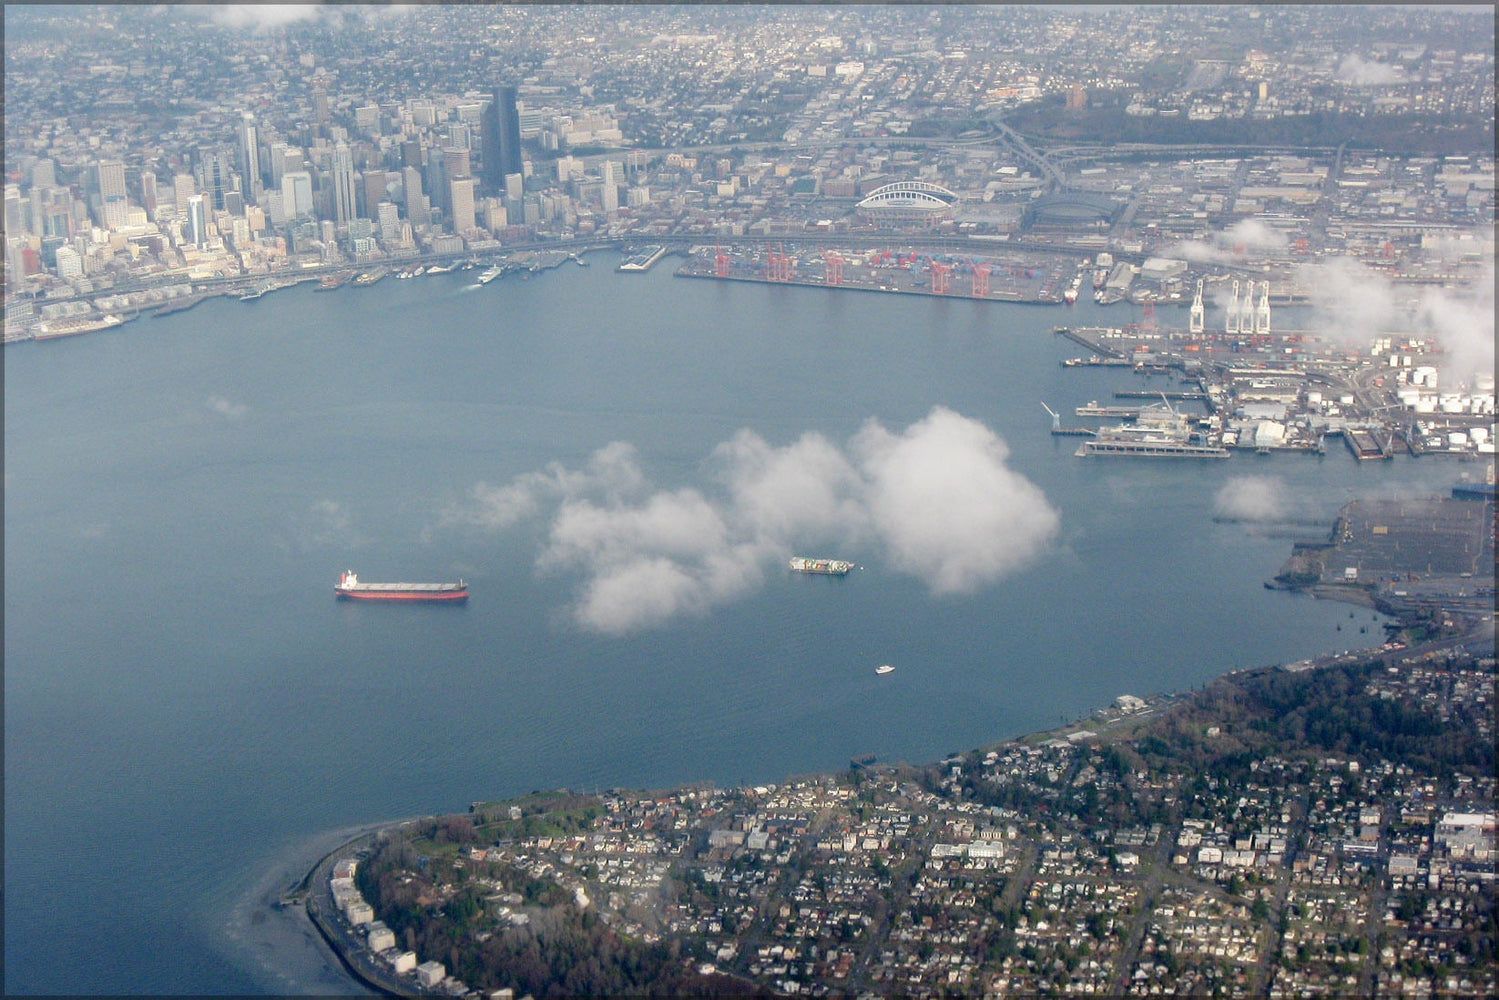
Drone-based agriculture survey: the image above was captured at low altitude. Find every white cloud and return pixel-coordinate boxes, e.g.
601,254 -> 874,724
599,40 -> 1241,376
852,408 -> 1060,595
447,440 -> 646,531
206,395 -> 249,419
1169,216 -> 1289,265
302,498 -> 363,550
443,409 -> 1060,633
206,5 -> 328,30
200,4 -> 419,31
1412,259 -> 1496,387
1222,218 -> 1289,251
1295,256 -> 1401,346
1336,54 -> 1402,87
1290,255 -> 1494,386
712,428 -> 867,545
1214,476 -> 1288,523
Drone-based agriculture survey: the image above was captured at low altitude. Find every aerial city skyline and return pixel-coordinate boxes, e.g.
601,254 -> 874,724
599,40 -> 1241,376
4,4 -> 1493,997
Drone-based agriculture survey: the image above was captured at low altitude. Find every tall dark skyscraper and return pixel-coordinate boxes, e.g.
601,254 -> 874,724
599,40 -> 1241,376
480,84 -> 524,196
196,149 -> 234,211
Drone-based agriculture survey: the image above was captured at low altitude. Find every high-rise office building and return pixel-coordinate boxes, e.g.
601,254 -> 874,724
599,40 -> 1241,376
330,142 -> 357,225
444,147 -> 471,182
140,171 -> 159,219
601,160 -> 619,215
237,112 -> 262,202
401,165 -> 423,208
479,97 -> 503,196
173,174 -> 196,212
444,121 -> 471,152
95,159 -> 129,229
312,83 -> 331,126
187,194 -> 207,246
31,158 -> 57,189
449,177 -> 477,233
198,149 -> 232,211
481,84 -> 524,197
282,171 -> 314,219
55,244 -> 83,279
5,185 -> 25,237
269,142 -> 290,189
362,169 -> 387,221
377,200 -> 400,243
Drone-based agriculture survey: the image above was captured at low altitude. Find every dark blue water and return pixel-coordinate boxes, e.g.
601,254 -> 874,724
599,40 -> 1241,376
4,255 -> 1450,993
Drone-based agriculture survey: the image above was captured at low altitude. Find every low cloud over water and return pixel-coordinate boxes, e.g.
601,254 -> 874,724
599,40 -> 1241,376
445,408 -> 1060,633
1214,476 -> 1290,523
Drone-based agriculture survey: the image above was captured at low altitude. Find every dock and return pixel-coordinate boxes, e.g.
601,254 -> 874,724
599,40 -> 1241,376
1343,428 -> 1394,461
1077,403 -> 1152,418
1062,356 -> 1133,368
1114,389 -> 1206,402
618,245 -> 667,272
1054,326 -> 1127,359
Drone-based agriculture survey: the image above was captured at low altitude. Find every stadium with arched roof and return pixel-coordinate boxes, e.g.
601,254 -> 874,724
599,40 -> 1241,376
856,181 -> 959,228
1022,191 -> 1123,230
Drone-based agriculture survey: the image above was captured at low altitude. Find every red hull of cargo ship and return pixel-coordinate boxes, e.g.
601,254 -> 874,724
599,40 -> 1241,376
335,589 -> 469,602
334,571 -> 468,602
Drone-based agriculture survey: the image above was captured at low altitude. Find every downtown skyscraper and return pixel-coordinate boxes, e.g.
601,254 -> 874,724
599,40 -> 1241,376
330,142 -> 357,226
480,84 -> 524,197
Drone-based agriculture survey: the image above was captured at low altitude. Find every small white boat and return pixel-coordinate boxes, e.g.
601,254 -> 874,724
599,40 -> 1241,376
876,664 -> 895,675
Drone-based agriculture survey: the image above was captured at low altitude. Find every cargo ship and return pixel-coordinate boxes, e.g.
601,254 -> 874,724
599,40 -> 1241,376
789,556 -> 855,575
334,570 -> 468,602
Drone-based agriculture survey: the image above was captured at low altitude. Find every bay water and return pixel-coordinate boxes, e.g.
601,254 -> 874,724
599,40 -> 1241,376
4,254 -> 1449,993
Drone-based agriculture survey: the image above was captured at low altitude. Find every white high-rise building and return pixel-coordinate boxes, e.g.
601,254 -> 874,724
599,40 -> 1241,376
601,160 -> 619,214
55,244 -> 83,279
377,201 -> 400,243
282,171 -> 314,219
449,176 -> 477,233
238,112 -> 262,202
187,194 -> 207,247
331,143 -> 357,226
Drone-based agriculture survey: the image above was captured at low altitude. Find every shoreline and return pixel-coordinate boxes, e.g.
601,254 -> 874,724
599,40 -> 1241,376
273,678 -> 1236,990
273,622 -> 1492,993
222,818 -> 413,996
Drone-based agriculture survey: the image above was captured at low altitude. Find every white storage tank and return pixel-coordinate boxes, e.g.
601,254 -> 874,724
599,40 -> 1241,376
1307,391 -> 1323,407
1468,426 -> 1489,444
1448,432 -> 1469,448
